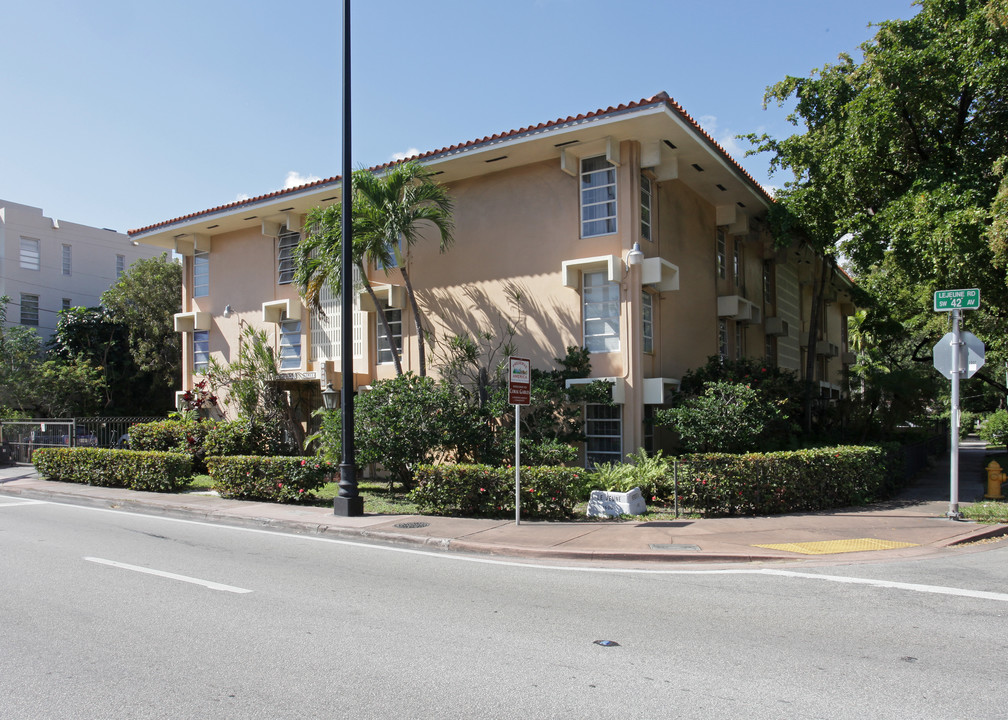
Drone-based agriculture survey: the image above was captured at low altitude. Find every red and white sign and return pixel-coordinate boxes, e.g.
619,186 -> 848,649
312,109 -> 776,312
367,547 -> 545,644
508,356 -> 531,406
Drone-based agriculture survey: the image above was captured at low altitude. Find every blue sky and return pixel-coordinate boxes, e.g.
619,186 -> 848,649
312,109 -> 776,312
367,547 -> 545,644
0,0 -> 919,234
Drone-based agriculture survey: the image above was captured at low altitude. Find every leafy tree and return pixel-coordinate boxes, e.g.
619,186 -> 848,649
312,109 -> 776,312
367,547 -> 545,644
101,253 -> 182,400
34,358 -> 107,417
746,0 -> 1008,421
0,296 -> 43,414
656,381 -> 783,454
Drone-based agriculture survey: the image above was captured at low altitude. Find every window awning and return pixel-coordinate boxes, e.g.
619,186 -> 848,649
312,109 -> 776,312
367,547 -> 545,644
173,311 -> 210,333
262,298 -> 301,324
717,295 -> 761,324
561,255 -> 621,288
358,284 -> 406,312
565,377 -> 625,404
643,377 -> 680,405
641,257 -> 679,292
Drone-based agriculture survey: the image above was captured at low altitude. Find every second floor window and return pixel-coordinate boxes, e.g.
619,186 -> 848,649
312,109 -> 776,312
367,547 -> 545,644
642,291 -> 653,354
279,319 -> 302,371
62,244 -> 72,276
716,230 -> 726,279
583,271 -> 620,353
20,237 -> 40,271
193,251 -> 209,297
581,155 -> 617,238
733,239 -> 742,288
278,230 -> 299,285
116,254 -> 125,279
377,300 -> 402,365
640,174 -> 652,242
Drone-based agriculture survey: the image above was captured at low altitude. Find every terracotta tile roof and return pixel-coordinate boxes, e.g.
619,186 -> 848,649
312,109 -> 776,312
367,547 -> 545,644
128,92 -> 772,236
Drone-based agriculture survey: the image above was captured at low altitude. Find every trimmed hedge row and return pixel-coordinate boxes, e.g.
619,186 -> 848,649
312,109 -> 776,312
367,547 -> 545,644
206,455 -> 332,503
409,464 -> 586,520
32,447 -> 192,492
675,446 -> 895,516
130,418 -> 292,474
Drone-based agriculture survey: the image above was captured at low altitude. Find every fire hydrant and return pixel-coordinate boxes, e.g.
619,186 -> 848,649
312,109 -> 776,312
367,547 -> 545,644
985,461 -> 1006,500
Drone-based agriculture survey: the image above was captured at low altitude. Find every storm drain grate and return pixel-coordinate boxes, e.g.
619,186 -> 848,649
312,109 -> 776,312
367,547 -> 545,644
394,521 -> 430,529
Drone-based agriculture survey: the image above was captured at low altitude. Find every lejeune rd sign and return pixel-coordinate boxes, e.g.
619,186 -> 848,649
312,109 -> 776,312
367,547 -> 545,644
934,288 -> 980,311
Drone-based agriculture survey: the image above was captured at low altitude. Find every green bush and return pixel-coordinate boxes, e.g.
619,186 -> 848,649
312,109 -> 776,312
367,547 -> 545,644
656,381 -> 786,453
206,455 -> 332,503
589,449 -> 673,502
129,419 -> 217,472
675,445 -> 892,516
409,464 -> 584,519
204,418 -> 293,457
979,410 -> 1008,448
32,447 -> 191,492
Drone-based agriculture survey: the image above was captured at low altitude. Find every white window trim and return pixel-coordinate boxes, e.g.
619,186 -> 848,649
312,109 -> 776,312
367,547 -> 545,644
193,250 -> 209,298
20,237 -> 40,271
277,229 -> 299,285
580,154 -> 617,239
642,291 -> 653,354
279,318 -> 302,371
376,301 -> 403,366
582,270 -> 620,354
20,293 -> 39,326
716,229 -> 726,279
585,403 -> 623,468
193,330 -> 210,374
640,173 -> 652,242
62,244 -> 72,276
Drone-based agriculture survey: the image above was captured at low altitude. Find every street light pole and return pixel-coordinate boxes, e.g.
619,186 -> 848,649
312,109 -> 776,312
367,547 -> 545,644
335,0 -> 362,517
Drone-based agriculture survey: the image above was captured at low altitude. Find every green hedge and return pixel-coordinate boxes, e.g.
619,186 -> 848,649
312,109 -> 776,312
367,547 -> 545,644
206,455 -> 332,503
409,464 -> 585,520
32,447 -> 192,492
129,419 -> 216,473
675,446 -> 893,516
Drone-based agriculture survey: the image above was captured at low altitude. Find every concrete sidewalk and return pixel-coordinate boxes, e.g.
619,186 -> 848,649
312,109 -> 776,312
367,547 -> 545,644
1,439 -> 1005,565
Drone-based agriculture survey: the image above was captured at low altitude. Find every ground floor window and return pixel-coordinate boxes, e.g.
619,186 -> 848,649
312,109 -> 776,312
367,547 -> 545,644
377,303 -> 402,365
19,293 -> 38,326
585,403 -> 622,467
583,270 -> 620,353
279,319 -> 302,371
718,320 -> 728,360
193,330 -> 210,373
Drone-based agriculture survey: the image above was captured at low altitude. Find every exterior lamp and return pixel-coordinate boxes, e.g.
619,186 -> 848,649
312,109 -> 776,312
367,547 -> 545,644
626,241 -> 644,267
321,382 -> 339,411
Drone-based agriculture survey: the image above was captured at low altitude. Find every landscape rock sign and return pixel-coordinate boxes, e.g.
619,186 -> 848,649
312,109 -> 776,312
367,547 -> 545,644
586,487 -> 647,518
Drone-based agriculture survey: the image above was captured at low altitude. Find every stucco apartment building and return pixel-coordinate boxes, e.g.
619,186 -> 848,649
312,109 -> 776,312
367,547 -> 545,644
130,93 -> 856,466
1,199 -> 162,340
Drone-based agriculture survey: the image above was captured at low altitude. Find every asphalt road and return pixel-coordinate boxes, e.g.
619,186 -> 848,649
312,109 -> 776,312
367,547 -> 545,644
2,497 -> 1006,719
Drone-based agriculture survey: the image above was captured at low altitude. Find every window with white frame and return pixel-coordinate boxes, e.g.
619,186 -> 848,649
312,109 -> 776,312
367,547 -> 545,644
310,273 -> 364,363
116,254 -> 126,279
733,239 -> 742,288
583,271 -> 620,353
585,403 -> 622,468
62,244 -> 72,276
279,318 -> 302,371
193,250 -> 209,297
376,300 -> 402,365
763,259 -> 774,304
716,229 -> 726,279
718,319 -> 728,360
277,230 -> 299,285
735,322 -> 744,360
580,155 -> 617,238
20,237 -> 40,271
62,297 -> 71,312
642,291 -> 653,354
20,293 -> 39,326
193,330 -> 210,373
640,174 -> 652,242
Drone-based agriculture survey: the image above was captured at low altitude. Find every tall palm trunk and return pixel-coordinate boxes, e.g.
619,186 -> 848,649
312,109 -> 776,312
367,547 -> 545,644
399,265 -> 427,377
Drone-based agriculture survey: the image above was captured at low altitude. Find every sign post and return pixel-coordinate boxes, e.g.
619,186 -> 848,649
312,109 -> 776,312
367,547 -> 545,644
933,289 -> 982,519
508,357 -> 531,526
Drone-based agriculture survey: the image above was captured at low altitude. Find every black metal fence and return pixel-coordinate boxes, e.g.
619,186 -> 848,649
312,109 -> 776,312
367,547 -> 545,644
0,417 -> 161,464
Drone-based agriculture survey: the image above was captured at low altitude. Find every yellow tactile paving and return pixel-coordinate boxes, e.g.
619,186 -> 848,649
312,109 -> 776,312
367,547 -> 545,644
753,538 -> 920,555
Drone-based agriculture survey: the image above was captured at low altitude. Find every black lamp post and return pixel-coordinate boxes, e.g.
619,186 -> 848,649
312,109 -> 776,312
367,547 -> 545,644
334,0 -> 363,517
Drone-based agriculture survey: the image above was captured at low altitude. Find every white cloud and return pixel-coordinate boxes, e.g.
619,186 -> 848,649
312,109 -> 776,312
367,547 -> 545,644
284,171 -> 322,189
390,147 -> 420,162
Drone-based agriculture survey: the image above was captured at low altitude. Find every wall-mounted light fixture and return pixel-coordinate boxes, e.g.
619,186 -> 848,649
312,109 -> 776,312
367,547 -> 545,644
223,304 -> 233,318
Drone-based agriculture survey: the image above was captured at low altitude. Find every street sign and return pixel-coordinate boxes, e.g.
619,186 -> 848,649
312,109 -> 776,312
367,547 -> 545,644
932,331 -> 985,380
934,288 -> 980,312
508,356 -> 531,405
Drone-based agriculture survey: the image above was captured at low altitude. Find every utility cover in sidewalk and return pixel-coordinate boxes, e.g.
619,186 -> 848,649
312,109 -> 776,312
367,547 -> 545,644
649,543 -> 701,552
754,538 -> 919,555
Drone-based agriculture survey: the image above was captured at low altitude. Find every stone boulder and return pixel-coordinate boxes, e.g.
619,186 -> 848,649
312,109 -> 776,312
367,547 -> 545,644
586,487 -> 647,518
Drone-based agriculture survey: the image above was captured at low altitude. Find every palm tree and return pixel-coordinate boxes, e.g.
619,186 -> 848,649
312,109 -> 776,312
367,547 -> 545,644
294,190 -> 404,376
353,161 -> 454,377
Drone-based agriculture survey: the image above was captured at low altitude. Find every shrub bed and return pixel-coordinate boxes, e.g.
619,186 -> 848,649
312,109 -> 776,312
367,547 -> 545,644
675,446 -> 892,516
207,455 -> 331,503
409,464 -> 585,519
32,447 -> 192,492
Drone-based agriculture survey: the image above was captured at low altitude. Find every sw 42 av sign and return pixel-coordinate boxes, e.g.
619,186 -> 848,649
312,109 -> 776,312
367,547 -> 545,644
934,288 -> 980,311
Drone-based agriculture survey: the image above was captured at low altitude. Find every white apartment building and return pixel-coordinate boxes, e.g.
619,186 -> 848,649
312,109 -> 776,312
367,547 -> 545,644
1,199 -> 162,340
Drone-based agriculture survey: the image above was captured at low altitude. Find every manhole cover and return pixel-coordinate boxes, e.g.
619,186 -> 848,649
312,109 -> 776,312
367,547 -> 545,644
394,521 -> 430,529
649,543 -> 701,552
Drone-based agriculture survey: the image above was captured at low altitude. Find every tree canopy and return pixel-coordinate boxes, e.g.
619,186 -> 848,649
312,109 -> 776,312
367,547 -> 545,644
748,0 -> 1008,408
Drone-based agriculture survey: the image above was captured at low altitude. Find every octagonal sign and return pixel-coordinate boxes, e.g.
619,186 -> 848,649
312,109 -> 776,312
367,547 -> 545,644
932,331 -> 985,380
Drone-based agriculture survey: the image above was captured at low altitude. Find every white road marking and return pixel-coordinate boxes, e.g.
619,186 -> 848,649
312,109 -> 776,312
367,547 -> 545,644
84,556 -> 252,594
18,498 -> 1007,603
0,498 -> 45,508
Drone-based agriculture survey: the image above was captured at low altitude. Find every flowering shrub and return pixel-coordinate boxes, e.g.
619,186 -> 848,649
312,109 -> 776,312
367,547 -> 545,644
206,455 -> 331,503
32,447 -> 192,492
203,418 -> 293,458
675,446 -> 894,516
408,464 -> 583,519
